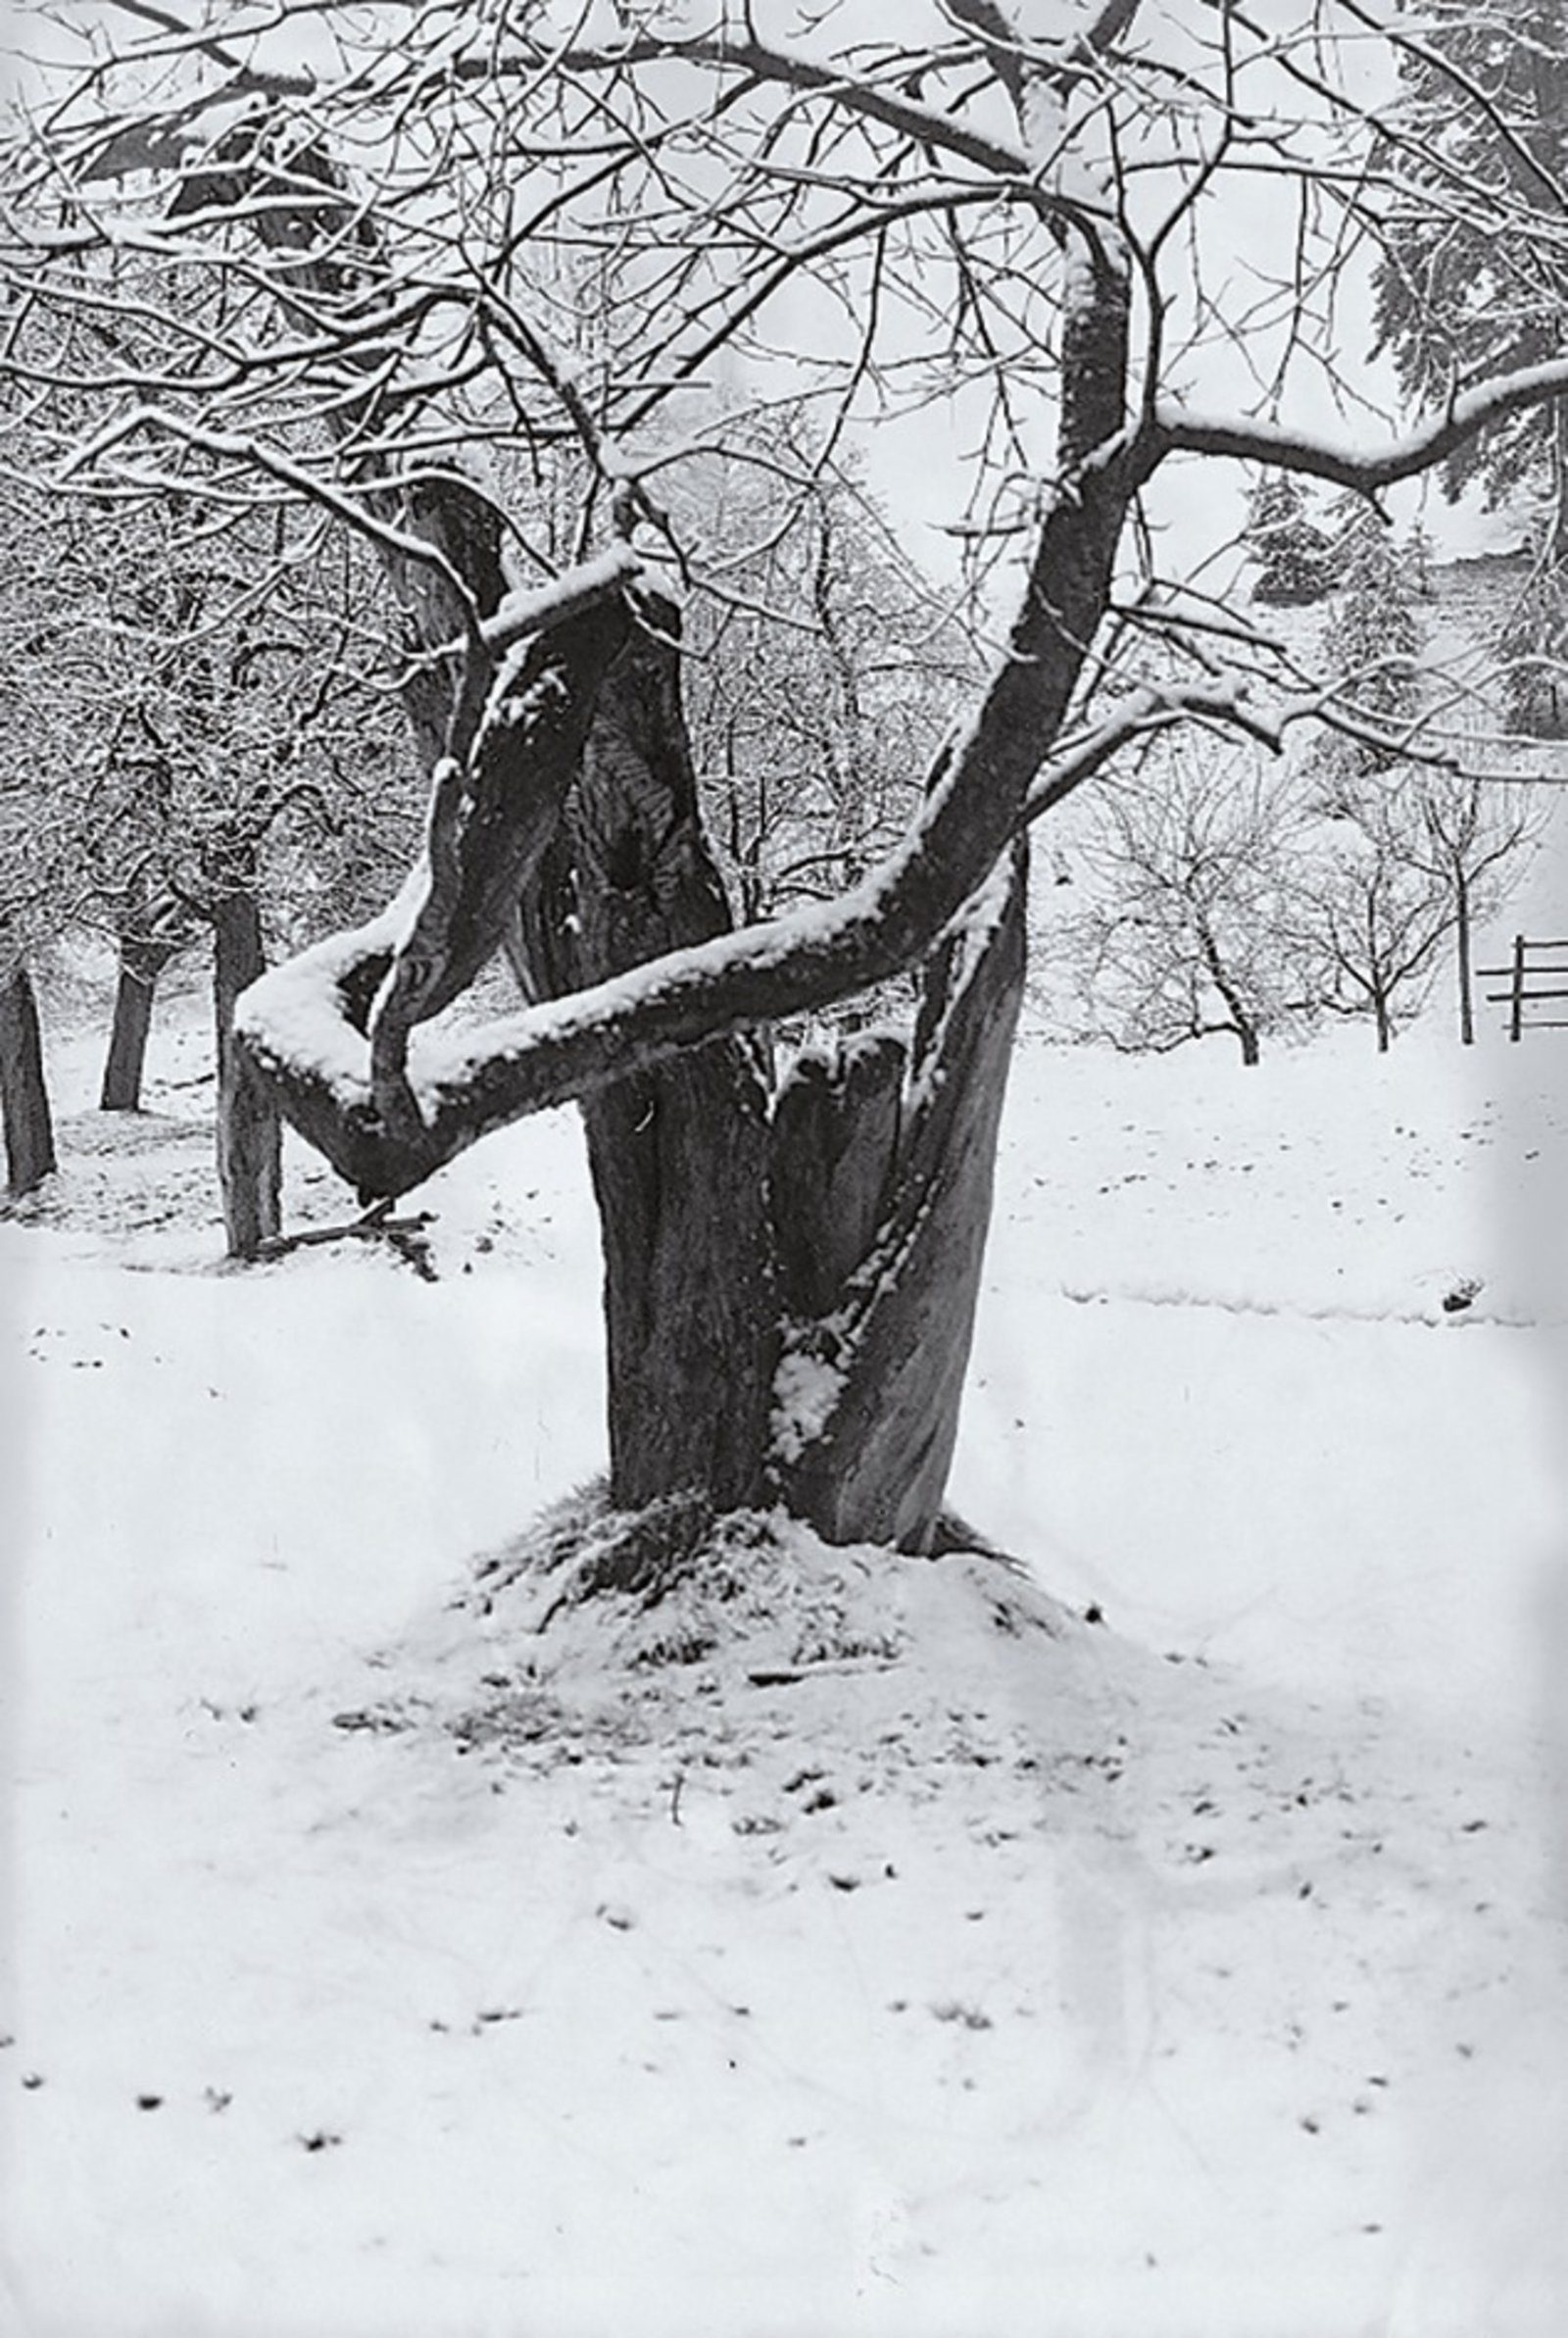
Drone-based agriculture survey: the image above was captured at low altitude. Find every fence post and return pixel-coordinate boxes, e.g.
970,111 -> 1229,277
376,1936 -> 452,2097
1510,932 -> 1526,1042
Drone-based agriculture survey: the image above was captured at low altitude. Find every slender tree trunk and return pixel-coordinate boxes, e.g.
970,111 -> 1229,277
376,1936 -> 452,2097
100,931 -> 178,1111
1454,870 -> 1475,1045
1198,922 -> 1261,1068
212,889 -> 280,1259
0,961 -> 57,1196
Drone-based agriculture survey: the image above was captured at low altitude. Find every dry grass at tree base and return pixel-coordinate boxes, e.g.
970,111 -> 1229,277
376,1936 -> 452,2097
330,1490 -> 1056,1765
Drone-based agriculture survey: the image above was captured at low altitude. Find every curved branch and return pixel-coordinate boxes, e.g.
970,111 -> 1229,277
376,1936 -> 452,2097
477,29 -> 1042,187
1152,356 -> 1568,492
239,418 -> 1141,1198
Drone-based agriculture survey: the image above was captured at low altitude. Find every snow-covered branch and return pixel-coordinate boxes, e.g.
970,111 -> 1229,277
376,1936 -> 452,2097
53,405 -> 486,619
444,546 -> 646,664
238,400 -> 1141,1198
1152,358 -> 1568,494
1025,681 -> 1287,820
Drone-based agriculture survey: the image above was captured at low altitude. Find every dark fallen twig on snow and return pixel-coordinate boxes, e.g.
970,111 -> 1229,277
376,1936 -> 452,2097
254,1206 -> 439,1280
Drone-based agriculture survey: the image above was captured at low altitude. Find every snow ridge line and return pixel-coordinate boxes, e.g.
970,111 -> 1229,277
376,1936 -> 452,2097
1057,1285 -> 1556,1331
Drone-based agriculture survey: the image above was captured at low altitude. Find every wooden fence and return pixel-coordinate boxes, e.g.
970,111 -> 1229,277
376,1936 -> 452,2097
1478,934 -> 1568,1039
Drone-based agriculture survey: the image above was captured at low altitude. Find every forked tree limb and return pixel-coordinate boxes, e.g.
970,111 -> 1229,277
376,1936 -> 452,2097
237,405 -> 1142,1199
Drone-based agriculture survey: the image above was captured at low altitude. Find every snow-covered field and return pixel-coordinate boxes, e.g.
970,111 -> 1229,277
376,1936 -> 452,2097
2,973 -> 1566,2338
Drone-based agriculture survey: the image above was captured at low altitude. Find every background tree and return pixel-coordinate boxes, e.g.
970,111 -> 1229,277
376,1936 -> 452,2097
9,4 -> 1568,1556
1314,496 -> 1427,788
0,954 -> 58,1206
1058,743 -> 1313,1068
1374,0 -> 1568,733
1407,765 -> 1543,1044
1299,502 -> 1539,1047
1289,793 -> 1456,1053
1244,474 -> 1336,611
0,339 -> 416,1247
0,957 -> 55,1197
0,493 -> 74,1199
675,417 -> 981,935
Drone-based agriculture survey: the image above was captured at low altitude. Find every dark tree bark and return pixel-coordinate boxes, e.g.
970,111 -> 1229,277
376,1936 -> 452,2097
571,636 -> 779,1511
585,1050 -> 777,1510
1198,923 -> 1262,1067
518,611 -> 780,1511
1454,869 -> 1475,1045
1374,997 -> 1394,1052
1,962 -> 57,1196
100,930 -> 179,1111
512,609 -> 1029,1546
772,846 -> 1028,1549
212,887 -> 280,1258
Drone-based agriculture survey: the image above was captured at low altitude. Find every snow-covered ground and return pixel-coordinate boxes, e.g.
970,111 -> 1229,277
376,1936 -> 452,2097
2,972 -> 1566,2337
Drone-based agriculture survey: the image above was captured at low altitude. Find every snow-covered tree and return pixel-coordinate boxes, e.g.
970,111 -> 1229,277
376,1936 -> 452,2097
679,422 -> 980,934
1059,743 -> 1313,1068
1299,506 -> 1541,1047
0,501 -> 73,1199
1374,0 -> 1568,522
8,2 -> 1568,1551
1288,794 -> 1455,1054
1408,767 -> 1543,1045
1374,0 -> 1568,733
1244,475 -> 1335,611
1314,500 -> 1427,786
0,345 -> 415,1244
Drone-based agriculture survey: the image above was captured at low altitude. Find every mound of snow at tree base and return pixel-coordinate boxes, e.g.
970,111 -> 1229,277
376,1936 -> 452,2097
4,993 -> 1568,2335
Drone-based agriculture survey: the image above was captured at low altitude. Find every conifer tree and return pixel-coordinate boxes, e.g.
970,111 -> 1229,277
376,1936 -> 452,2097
1374,0 -> 1568,730
1315,498 -> 1424,779
1244,474 -> 1335,609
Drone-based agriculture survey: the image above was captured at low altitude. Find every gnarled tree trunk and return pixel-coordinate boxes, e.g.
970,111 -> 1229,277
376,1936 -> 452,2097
514,608 -> 1025,1548
187,115 -> 1063,1543
1,960 -> 57,1197
220,98 -> 1133,1552
517,615 -> 780,1511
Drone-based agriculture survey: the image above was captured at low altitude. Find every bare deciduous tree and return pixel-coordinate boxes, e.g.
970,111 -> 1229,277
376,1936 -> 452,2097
1290,793 -> 1458,1054
674,415 -> 980,937
1058,744 -> 1312,1068
1411,767 -> 1544,1045
1299,501 -> 1543,1049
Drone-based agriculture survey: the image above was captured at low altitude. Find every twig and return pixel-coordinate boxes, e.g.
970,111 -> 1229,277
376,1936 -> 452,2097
255,1208 -> 435,1266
